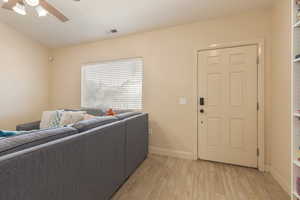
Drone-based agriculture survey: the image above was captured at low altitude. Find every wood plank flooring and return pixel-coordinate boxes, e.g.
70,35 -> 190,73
112,155 -> 289,200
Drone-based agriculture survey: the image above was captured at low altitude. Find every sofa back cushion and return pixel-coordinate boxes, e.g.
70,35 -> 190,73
65,108 -> 134,116
0,127 -> 78,157
72,116 -> 117,132
115,112 -> 141,120
80,108 -> 106,116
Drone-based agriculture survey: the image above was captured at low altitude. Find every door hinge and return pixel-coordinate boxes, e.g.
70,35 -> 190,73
257,57 -> 259,65
257,102 -> 259,111
257,148 -> 260,157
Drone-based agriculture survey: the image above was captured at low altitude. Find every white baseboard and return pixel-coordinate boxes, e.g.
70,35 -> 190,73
264,164 -> 271,172
269,166 -> 291,196
149,146 -> 194,160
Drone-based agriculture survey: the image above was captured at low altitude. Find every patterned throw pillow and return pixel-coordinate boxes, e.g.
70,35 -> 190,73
40,110 -> 64,129
40,111 -> 54,129
48,110 -> 64,128
59,111 -> 86,127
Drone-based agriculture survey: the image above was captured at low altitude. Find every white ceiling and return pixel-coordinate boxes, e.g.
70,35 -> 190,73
0,0 -> 273,48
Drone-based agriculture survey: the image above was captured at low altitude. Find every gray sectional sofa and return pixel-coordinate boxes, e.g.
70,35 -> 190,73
0,112 -> 148,200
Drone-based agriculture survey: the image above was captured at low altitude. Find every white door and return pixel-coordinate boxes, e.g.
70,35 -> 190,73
197,45 -> 258,168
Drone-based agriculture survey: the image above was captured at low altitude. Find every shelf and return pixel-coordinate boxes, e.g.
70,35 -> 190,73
292,3 -> 300,199
294,160 -> 300,167
294,192 -> 300,199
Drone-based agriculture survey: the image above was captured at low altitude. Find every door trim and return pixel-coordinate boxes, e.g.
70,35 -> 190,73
195,39 -> 265,172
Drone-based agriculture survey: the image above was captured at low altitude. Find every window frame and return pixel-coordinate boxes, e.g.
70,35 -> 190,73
81,57 -> 144,111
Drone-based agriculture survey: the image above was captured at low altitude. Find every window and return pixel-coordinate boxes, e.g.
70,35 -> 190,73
81,58 -> 143,110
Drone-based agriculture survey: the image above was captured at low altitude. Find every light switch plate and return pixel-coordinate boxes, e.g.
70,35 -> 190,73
179,97 -> 187,105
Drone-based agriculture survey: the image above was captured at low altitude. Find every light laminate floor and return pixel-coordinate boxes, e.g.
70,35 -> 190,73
112,155 -> 289,200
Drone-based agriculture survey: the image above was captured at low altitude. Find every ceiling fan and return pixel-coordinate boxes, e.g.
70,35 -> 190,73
2,0 -> 69,22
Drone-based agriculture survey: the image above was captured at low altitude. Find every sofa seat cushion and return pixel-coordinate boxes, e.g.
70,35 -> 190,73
0,127 -> 78,157
115,112 -> 141,120
72,116 -> 117,132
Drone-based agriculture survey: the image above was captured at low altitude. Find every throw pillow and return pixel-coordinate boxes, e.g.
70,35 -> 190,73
48,110 -> 64,128
40,111 -> 54,129
0,130 -> 28,137
59,111 -> 86,127
40,110 -> 64,129
106,108 -> 116,116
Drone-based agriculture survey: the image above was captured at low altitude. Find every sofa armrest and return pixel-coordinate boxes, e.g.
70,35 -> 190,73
16,121 -> 40,131
124,113 -> 148,178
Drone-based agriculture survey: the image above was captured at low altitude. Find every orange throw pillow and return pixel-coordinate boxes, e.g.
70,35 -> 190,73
106,108 -> 116,116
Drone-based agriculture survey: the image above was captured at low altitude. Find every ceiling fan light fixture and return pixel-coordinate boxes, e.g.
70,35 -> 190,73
13,3 -> 26,15
25,0 -> 39,7
35,5 -> 47,17
2,0 -> 68,22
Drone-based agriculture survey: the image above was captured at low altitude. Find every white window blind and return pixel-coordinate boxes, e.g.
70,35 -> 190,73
81,58 -> 143,110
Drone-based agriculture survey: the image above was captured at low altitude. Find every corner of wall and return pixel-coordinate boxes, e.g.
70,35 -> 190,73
269,0 -> 292,195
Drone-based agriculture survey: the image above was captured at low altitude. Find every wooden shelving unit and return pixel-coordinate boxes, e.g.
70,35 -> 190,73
292,1 -> 300,199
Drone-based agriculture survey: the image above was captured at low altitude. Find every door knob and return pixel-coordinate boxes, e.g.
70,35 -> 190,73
200,109 -> 204,113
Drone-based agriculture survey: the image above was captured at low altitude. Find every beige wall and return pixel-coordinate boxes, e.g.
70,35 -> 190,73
0,22 -> 50,130
50,8 -> 273,163
270,0 -> 291,194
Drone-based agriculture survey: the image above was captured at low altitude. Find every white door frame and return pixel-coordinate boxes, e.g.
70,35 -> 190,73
195,39 -> 265,172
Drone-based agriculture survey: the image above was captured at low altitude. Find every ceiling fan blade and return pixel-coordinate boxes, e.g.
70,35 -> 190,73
40,0 -> 69,22
2,0 -> 21,10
